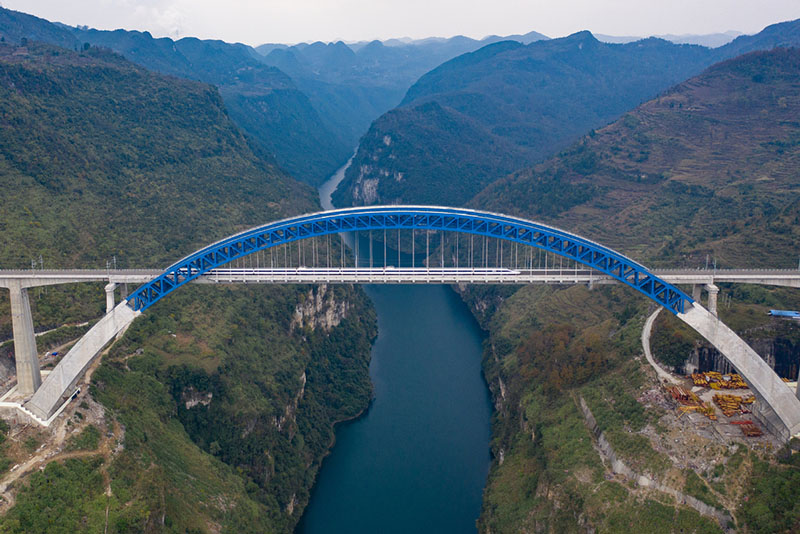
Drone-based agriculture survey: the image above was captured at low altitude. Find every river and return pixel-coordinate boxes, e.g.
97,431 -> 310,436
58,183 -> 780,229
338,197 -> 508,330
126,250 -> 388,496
296,161 -> 492,533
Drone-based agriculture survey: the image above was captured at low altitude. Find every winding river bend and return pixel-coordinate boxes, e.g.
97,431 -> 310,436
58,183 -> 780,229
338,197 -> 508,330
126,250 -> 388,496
296,162 -> 492,533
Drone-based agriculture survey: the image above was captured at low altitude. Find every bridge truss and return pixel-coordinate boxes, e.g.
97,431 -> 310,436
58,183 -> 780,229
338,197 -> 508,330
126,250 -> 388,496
128,206 -> 693,314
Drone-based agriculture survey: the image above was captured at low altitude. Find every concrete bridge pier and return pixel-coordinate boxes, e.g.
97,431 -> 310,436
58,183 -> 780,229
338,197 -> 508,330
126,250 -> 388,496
704,284 -> 719,316
7,282 -> 42,396
105,283 -> 116,314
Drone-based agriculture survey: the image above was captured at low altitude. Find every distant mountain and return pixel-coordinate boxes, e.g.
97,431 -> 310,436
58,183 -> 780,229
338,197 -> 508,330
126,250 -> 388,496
333,33 -> 711,206
0,6 -> 351,186
720,18 -> 800,56
281,31 -> 550,54
67,27 -> 352,186
0,7 -> 78,50
333,18 -> 800,207
259,40 -> 403,146
0,6 -> 553,189
596,31 -> 743,47
593,34 -> 643,44
657,30 -> 743,47
472,47 -> 800,267
254,42 -> 289,55
255,32 -> 548,147
1,6 -> 553,186
343,30 -> 550,49
482,30 -> 551,45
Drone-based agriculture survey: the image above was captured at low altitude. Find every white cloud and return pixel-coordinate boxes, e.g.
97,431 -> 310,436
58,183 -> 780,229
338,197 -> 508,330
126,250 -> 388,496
130,3 -> 185,39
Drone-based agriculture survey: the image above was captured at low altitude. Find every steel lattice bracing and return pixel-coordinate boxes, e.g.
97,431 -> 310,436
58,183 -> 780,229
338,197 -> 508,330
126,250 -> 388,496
126,206 -> 693,314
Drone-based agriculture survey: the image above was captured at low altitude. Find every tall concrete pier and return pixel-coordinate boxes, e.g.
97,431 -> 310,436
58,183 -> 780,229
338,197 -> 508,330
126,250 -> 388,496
690,283 -> 719,316
705,284 -> 719,316
105,283 -> 116,313
8,281 -> 42,396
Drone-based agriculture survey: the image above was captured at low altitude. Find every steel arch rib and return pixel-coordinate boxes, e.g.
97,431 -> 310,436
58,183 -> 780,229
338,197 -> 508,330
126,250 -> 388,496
126,206 -> 693,313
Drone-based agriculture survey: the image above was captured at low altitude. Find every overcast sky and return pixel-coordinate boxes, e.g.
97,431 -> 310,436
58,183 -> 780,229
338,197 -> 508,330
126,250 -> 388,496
4,0 -> 799,45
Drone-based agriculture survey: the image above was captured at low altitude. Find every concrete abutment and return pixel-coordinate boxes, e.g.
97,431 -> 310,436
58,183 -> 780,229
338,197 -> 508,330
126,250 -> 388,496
25,301 -> 139,420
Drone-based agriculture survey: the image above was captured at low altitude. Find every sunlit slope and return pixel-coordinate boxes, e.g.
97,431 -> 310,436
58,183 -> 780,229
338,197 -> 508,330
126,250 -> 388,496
472,48 -> 800,268
466,47 -> 800,534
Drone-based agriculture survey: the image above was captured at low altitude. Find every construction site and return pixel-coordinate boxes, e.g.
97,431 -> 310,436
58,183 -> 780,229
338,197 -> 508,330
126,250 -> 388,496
666,372 -> 763,439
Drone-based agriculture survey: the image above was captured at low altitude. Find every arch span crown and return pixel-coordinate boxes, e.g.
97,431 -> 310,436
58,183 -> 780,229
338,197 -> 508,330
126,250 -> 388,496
127,206 -> 693,314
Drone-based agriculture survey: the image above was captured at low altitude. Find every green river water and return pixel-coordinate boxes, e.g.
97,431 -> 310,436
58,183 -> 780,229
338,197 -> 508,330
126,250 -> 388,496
296,161 -> 492,533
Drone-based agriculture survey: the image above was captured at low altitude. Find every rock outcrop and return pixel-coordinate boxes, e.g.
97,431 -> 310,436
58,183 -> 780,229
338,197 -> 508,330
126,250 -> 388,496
291,285 -> 349,332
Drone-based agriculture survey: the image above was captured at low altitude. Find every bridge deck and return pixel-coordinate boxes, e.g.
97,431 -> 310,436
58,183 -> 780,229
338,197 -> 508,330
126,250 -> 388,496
2,268 -> 800,287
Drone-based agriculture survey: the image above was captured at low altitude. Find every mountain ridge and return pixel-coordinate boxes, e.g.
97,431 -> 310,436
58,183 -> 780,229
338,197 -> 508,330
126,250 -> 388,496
333,19 -> 800,207
255,32 -> 549,148
0,6 -> 352,186
70,24 -> 352,186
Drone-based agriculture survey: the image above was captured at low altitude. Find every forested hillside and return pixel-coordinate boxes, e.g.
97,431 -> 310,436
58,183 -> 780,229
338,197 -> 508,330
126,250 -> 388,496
0,41 -> 376,533
0,7 -> 549,188
0,6 -> 352,186
69,27 -> 352,187
0,42 -> 313,269
0,7 -> 78,49
334,19 -> 800,207
473,48 -> 800,267
465,48 -> 800,533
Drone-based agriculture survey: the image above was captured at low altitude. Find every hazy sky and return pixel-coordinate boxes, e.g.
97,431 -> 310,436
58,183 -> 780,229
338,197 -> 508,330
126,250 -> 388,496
4,0 -> 799,45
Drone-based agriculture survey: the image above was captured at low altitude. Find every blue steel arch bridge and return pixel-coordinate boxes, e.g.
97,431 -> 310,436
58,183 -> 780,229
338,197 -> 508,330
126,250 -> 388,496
128,206 -> 692,315
1,206 -> 798,440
